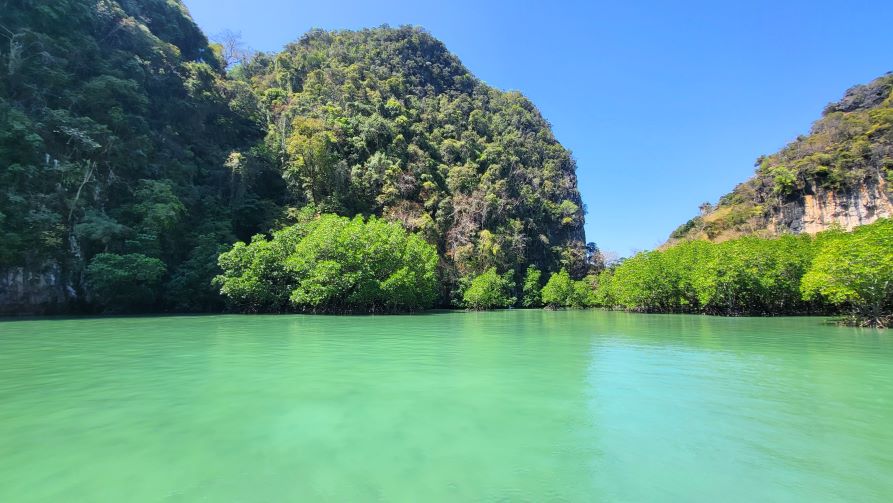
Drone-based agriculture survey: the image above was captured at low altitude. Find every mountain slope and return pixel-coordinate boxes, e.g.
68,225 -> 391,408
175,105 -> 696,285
234,27 -> 588,297
0,8 -> 587,313
0,0 -> 270,313
669,73 -> 893,244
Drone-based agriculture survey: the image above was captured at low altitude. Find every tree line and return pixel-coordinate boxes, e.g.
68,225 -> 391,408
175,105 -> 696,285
210,215 -> 891,326
524,220 -> 891,327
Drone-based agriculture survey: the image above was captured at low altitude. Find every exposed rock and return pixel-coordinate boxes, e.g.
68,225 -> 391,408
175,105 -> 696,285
776,179 -> 893,234
0,263 -> 77,315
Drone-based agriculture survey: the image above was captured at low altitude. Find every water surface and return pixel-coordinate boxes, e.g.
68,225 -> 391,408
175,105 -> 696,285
1,311 -> 890,501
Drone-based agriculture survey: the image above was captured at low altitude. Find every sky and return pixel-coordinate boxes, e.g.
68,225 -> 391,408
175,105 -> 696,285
183,0 -> 892,256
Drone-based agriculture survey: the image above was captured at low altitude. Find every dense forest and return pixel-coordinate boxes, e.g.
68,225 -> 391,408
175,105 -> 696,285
670,73 -> 893,243
1,0 -> 266,313
231,27 -> 589,303
0,0 -> 587,313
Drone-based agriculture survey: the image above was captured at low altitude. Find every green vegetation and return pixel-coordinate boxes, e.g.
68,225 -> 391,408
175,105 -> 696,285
1,2 -> 585,314
215,213 -> 438,313
235,26 -> 587,289
86,253 -> 167,311
802,220 -> 893,327
0,0 -> 585,311
590,219 -> 892,326
462,268 -> 516,310
3,2 -> 889,324
0,0 -> 272,313
540,268 -> 595,309
541,269 -> 574,308
521,266 -> 543,307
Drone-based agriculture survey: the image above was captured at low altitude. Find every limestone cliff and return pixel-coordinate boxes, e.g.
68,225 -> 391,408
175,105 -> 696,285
0,264 -> 77,315
776,178 -> 892,234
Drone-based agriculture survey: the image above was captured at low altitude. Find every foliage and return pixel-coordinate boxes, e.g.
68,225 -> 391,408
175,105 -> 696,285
541,269 -> 574,308
802,219 -> 893,327
0,0 -> 276,313
598,235 -> 816,315
86,253 -> 166,311
691,235 -> 816,315
462,267 -> 516,310
215,214 -> 439,313
570,276 -> 597,307
236,26 -> 588,288
164,234 -> 229,312
593,221 -> 892,325
1,8 -> 586,313
609,251 -> 678,312
589,270 -> 616,307
521,266 -> 543,307
538,268 -> 592,308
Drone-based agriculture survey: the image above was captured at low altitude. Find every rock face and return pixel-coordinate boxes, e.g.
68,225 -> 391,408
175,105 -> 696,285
776,179 -> 893,234
0,264 -> 77,315
669,72 -> 893,244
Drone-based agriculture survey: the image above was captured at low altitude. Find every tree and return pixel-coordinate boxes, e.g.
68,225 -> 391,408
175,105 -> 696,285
541,269 -> 574,308
216,214 -> 439,313
462,267 -> 516,310
283,118 -> 341,208
86,253 -> 167,311
610,251 -> 678,312
584,242 -> 605,274
0,0 -> 270,314
570,276 -> 596,307
211,30 -> 253,69
591,270 -> 616,308
692,236 -> 814,315
603,233 -> 814,315
521,266 -> 543,307
2,17 -> 587,314
802,219 -> 893,327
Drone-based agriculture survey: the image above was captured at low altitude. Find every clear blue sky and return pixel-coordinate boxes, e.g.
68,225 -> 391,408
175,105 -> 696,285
183,0 -> 892,256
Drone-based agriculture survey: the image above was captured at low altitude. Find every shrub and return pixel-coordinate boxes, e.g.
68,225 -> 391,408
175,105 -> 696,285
463,267 -> 516,310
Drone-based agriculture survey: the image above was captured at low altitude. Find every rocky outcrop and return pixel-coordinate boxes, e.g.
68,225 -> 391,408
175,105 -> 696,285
0,263 -> 77,315
775,178 -> 893,234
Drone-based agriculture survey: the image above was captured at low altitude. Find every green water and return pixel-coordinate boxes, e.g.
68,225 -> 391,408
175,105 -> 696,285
0,311 -> 891,501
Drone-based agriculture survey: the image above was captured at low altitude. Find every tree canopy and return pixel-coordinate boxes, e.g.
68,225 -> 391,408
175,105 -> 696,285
233,26 -> 588,291
215,213 -> 439,313
590,220 -> 892,326
801,220 -> 893,327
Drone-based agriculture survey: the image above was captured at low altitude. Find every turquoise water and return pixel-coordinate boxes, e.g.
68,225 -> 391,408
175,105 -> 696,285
0,310 -> 891,501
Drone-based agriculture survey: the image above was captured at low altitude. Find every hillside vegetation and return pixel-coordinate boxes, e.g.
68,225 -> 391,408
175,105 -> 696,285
0,1 -> 587,313
230,27 -> 588,296
1,0 -> 270,312
671,73 -> 893,243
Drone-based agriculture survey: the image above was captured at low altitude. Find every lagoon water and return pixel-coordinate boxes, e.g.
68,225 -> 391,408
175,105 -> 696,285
0,310 -> 891,501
